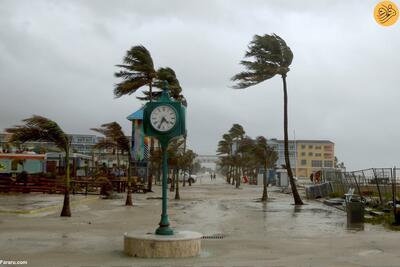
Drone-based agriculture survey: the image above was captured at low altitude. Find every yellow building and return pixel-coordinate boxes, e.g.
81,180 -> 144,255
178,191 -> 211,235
296,140 -> 335,178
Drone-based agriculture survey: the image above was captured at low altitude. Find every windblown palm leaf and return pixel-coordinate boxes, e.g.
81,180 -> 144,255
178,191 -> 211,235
91,122 -> 130,153
114,45 -> 156,98
137,67 -> 183,102
232,33 -> 303,204
232,34 -> 293,89
5,115 -> 72,216
6,115 -> 69,150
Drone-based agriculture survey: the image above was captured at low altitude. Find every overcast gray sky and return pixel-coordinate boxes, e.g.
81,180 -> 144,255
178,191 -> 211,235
1,0 -> 399,170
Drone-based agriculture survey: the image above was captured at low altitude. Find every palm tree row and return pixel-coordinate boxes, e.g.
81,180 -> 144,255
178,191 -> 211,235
3,45 -> 192,216
217,124 -> 278,201
150,137 -> 197,200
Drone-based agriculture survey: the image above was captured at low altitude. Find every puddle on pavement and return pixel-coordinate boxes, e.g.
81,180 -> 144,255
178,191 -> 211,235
358,248 -> 383,256
199,249 -> 212,258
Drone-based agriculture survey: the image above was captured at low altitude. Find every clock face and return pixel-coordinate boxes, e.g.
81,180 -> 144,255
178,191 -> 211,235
150,105 -> 177,132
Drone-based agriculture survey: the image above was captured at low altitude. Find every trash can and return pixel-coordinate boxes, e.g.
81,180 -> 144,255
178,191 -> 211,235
346,199 -> 364,224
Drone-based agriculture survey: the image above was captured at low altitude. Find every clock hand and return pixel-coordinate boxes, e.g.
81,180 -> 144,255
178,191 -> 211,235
158,117 -> 167,128
158,118 -> 164,129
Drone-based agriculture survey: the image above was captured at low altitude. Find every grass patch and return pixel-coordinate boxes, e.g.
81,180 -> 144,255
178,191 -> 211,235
364,211 -> 400,231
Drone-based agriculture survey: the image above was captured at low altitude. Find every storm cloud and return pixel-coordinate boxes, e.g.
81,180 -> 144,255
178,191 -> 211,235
0,0 -> 399,170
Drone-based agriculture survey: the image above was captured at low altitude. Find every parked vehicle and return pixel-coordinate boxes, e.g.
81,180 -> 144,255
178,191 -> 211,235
179,172 -> 197,183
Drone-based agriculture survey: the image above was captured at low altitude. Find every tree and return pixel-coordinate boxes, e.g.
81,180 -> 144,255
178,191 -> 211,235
114,45 -> 157,100
254,136 -> 278,201
232,34 -> 303,205
137,67 -> 184,103
217,133 -> 234,184
229,124 -> 245,188
114,47 -> 185,193
6,115 -> 73,216
91,122 -> 132,206
114,45 -> 158,192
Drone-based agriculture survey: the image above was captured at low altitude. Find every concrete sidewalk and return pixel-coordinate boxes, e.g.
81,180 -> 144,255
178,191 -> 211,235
0,181 -> 399,267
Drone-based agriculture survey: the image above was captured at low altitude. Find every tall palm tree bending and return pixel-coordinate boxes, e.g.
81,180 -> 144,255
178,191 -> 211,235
232,33 -> 303,205
114,46 -> 183,192
91,122 -> 133,206
6,115 -> 73,216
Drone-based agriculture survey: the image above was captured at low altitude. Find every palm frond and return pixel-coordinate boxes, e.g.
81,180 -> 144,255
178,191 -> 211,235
5,115 -> 69,152
232,33 -> 293,89
114,45 -> 156,98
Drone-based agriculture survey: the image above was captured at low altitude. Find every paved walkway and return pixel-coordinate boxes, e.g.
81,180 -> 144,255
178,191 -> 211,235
0,177 -> 399,267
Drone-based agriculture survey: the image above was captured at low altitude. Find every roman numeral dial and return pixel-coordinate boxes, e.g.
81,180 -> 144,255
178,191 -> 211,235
150,105 -> 177,132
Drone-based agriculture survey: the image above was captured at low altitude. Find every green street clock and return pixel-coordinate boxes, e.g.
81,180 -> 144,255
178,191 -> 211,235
143,81 -> 186,235
150,105 -> 177,132
143,85 -> 186,146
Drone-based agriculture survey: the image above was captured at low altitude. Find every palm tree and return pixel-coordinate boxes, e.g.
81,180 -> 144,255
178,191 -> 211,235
217,133 -> 234,183
91,122 -> 132,206
137,67 -> 183,102
114,45 -> 157,100
232,33 -> 303,205
114,45 -> 158,192
229,124 -> 245,188
254,136 -> 278,201
5,115 -> 73,216
114,47 -> 185,192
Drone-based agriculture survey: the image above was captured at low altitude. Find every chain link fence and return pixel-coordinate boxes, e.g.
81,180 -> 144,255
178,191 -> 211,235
322,167 -> 399,210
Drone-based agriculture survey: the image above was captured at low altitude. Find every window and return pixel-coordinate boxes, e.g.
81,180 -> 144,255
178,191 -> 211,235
301,160 -> 307,166
324,153 -> 332,159
315,146 -> 321,150
311,160 -> 323,167
324,161 -> 333,168
301,152 -> 306,156
315,153 -> 321,157
301,145 -> 306,149
308,152 -> 313,156
308,145 -> 313,149
324,145 -> 333,151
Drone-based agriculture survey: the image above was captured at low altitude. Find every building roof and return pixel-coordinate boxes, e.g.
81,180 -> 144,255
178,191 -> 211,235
127,107 -> 144,121
269,139 -> 334,144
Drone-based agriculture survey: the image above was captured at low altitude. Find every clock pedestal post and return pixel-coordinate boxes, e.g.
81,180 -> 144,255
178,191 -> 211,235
124,82 -> 202,257
155,140 -> 173,235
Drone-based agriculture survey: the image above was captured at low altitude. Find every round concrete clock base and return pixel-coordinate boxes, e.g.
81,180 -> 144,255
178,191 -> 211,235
124,231 -> 202,258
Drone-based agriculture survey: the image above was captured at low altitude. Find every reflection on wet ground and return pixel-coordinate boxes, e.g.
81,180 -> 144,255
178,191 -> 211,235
1,180 -> 399,267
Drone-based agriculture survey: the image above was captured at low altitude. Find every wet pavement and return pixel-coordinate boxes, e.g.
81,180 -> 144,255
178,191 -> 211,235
0,177 -> 399,267
0,193 -> 97,213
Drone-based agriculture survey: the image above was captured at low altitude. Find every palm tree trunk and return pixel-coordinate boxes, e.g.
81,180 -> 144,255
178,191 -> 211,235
236,165 -> 241,188
116,149 -> 120,170
147,138 -> 154,192
170,167 -> 175,192
147,82 -> 154,192
125,154 -> 133,206
61,148 -> 71,217
231,165 -> 235,185
182,135 -> 187,187
175,168 -> 180,200
261,164 -> 268,202
282,74 -> 303,205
